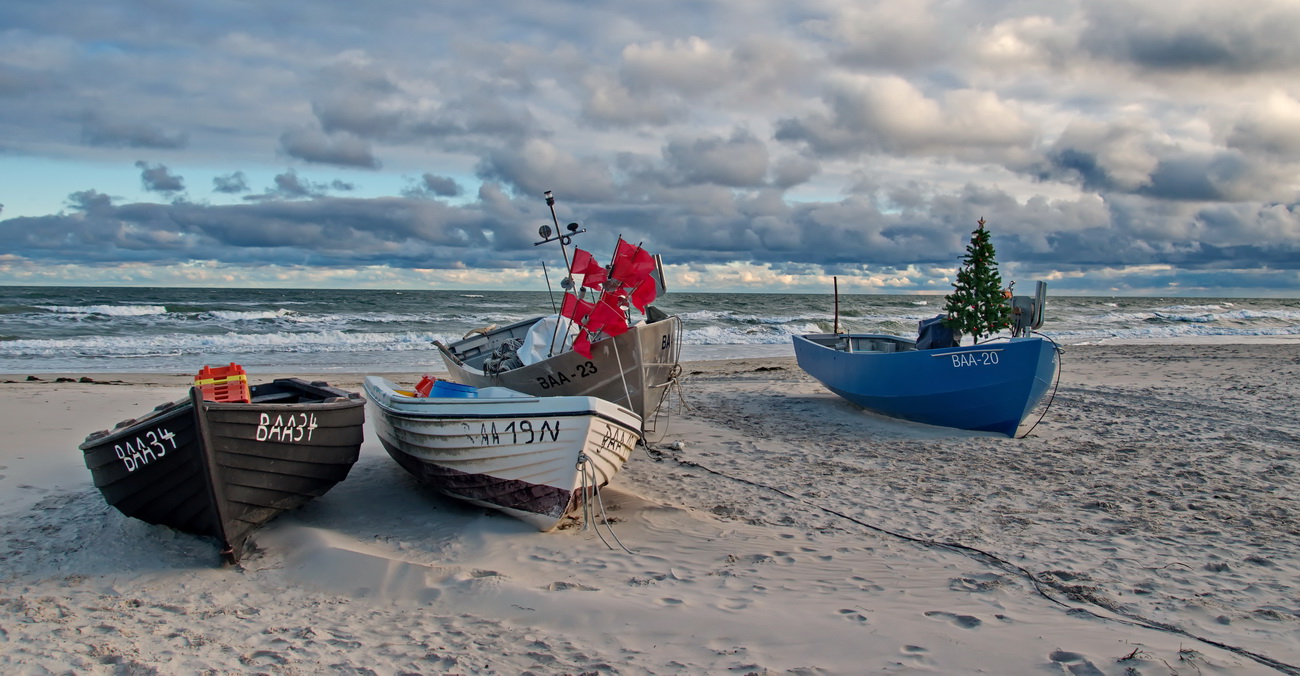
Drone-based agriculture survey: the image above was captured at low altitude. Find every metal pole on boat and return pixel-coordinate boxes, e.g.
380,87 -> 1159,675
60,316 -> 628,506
534,191 -> 588,356
834,276 -> 840,334
541,260 -> 558,314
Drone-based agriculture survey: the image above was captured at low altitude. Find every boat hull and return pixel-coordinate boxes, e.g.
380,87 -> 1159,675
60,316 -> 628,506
793,334 -> 1057,437
79,379 -> 366,563
364,376 -> 641,531
437,314 -> 681,427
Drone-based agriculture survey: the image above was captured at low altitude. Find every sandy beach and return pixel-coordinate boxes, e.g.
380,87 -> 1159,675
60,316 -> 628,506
2,343 -> 1298,674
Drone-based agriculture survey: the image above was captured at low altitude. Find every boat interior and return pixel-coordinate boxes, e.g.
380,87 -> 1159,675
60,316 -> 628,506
443,305 -> 677,374
803,333 -> 917,353
441,318 -> 539,371
243,379 -> 357,404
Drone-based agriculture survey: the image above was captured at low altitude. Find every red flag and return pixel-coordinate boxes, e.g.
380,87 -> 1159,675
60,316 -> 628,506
560,293 -> 594,324
570,248 -> 597,274
586,295 -> 630,336
629,279 -> 657,312
573,329 -> 593,358
570,249 -> 608,289
610,239 -> 655,289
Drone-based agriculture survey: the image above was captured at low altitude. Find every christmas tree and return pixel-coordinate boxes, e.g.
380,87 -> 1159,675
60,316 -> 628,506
942,218 -> 1013,345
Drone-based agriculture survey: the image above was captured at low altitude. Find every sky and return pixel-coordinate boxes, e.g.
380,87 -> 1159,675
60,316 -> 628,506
2,0 -> 1298,297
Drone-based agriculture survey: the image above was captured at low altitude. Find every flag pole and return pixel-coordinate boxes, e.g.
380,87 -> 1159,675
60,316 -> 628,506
532,191 -> 587,356
834,276 -> 840,334
541,260 -> 557,314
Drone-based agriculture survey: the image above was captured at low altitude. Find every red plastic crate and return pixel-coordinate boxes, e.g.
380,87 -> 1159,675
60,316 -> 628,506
194,363 -> 251,403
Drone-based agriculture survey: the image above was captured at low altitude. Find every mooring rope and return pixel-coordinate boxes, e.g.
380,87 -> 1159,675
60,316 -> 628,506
576,453 -> 634,554
1017,332 -> 1064,439
610,334 -> 635,415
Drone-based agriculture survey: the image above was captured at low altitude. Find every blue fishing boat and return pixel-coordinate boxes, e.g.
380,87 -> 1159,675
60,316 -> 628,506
792,332 -> 1058,437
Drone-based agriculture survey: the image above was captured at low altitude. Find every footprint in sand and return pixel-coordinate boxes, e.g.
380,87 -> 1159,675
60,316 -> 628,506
893,644 -> 935,669
948,573 -> 1009,592
923,610 -> 982,628
837,608 -> 868,623
1048,649 -> 1105,675
546,581 -> 599,591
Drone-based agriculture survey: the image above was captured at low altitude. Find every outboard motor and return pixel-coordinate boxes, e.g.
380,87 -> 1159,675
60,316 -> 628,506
1010,281 -> 1047,337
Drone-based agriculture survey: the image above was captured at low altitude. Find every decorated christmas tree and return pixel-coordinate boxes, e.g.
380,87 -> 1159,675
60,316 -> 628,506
942,218 -> 1013,345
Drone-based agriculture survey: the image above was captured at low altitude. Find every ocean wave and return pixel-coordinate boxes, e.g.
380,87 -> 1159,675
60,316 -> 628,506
37,304 -> 168,317
1046,324 -> 1300,343
204,309 -> 300,321
0,330 -> 456,358
683,322 -> 824,345
1146,308 -> 1300,324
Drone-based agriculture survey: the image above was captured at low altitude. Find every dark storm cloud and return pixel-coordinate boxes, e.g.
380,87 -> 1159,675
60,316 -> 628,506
135,161 -> 185,194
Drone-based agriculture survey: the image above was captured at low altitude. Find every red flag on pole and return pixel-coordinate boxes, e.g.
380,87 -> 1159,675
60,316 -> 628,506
569,249 -> 608,290
610,239 -> 656,289
629,279 -> 657,312
573,329 -> 593,358
560,293 -> 594,324
585,295 -> 630,336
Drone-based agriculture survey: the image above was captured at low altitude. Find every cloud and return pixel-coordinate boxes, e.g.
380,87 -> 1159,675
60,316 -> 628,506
278,128 -> 380,169
1225,91 -> 1300,159
402,174 -> 462,199
240,169 -> 357,201
1079,1 -> 1300,74
662,129 -> 770,187
213,171 -> 250,194
3,0 -> 1300,295
477,139 -> 618,202
81,113 -> 187,149
1035,117 -> 1299,202
134,161 -> 185,193
774,75 -> 1035,160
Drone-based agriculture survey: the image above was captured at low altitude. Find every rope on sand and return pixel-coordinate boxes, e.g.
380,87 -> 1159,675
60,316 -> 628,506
577,453 -> 634,555
650,448 -> 1300,676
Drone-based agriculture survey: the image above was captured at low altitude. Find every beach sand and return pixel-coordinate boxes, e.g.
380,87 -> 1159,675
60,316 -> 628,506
2,344 -> 1298,674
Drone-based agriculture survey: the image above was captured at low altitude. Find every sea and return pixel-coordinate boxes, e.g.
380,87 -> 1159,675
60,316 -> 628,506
2,286 -> 1299,375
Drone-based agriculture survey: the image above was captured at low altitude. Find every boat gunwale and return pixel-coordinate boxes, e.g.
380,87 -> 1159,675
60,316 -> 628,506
365,379 -> 641,432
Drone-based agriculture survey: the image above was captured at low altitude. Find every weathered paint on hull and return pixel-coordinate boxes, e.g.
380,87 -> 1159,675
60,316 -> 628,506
80,379 -> 366,564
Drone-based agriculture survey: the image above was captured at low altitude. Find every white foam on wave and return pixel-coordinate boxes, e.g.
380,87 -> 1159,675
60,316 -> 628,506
205,309 -> 299,321
0,329 -> 456,357
1046,323 -> 1300,345
683,322 -> 824,345
37,304 -> 167,316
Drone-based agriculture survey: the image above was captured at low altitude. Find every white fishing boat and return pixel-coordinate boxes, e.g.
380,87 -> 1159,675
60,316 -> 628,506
363,375 -> 642,531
